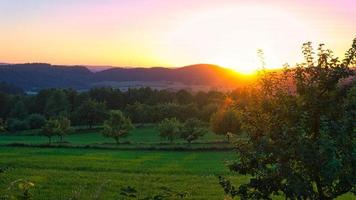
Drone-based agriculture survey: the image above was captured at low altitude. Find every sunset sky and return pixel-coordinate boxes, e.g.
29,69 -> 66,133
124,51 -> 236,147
0,0 -> 355,74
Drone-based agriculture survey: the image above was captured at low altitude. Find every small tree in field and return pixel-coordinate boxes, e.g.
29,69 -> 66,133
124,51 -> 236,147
102,110 -> 133,144
223,38 -> 356,200
158,118 -> 182,143
180,118 -> 208,145
57,117 -> 72,142
41,119 -> 60,144
210,108 -> 241,141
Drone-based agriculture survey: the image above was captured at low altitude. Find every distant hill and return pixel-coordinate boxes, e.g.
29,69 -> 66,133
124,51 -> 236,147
0,63 -> 249,91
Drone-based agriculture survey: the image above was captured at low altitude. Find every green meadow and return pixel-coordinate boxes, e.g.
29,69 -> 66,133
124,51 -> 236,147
0,147 -> 242,199
0,127 -> 354,199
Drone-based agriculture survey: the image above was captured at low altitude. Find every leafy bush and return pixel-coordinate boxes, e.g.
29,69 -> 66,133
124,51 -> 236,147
26,114 -> 46,129
7,118 -> 29,132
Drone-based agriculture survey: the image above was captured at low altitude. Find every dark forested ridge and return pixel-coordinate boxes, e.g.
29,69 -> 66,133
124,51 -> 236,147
0,63 -> 247,91
0,63 -> 93,90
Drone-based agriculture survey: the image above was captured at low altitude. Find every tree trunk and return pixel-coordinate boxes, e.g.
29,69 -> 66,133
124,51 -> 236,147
60,135 -> 63,142
226,133 -> 230,142
48,137 -> 51,145
115,137 -> 120,145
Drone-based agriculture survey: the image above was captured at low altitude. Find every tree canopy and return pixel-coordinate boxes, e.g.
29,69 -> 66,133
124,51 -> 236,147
74,99 -> 107,128
210,105 -> 241,141
158,118 -> 182,143
102,110 -> 133,144
180,118 -> 208,144
223,39 -> 356,200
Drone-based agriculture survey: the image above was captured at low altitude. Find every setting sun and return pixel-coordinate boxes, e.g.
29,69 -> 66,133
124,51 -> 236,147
160,5 -> 310,74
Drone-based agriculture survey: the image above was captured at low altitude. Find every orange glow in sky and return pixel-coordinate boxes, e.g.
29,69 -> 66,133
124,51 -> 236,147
0,0 -> 355,74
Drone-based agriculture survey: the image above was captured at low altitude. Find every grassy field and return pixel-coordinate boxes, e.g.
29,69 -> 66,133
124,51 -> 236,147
0,147 -> 243,199
0,127 -> 354,199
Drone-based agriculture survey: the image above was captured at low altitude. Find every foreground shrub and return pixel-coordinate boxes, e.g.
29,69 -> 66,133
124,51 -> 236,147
223,39 -> 356,199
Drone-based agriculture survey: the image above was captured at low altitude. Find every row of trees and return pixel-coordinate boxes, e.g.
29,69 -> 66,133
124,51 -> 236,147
0,87 -> 226,132
38,110 -> 212,145
158,118 -> 208,144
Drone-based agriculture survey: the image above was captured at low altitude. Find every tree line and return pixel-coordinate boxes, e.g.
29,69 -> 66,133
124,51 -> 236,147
0,87 -> 227,132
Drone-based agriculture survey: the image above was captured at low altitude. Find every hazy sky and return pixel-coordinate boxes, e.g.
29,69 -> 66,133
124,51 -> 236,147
0,0 -> 355,73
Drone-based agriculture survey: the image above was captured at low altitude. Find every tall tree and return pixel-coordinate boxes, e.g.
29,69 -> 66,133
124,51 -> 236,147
102,110 -> 133,144
223,39 -> 356,200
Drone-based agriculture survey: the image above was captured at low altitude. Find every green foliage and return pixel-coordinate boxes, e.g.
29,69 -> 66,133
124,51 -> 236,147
125,102 -> 155,123
180,118 -> 208,144
102,110 -> 133,144
40,117 -> 72,144
0,87 -> 223,127
226,39 -> 356,199
41,119 -> 60,144
44,89 -> 69,117
6,119 -> 29,132
158,118 -> 182,143
89,87 -> 125,109
199,103 -> 218,122
56,117 -> 73,142
74,99 -> 107,128
175,89 -> 193,104
210,107 -> 241,141
9,100 -> 28,119
26,114 -> 46,129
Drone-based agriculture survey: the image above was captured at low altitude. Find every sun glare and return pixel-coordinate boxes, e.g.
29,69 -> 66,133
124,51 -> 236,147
160,4 -> 312,74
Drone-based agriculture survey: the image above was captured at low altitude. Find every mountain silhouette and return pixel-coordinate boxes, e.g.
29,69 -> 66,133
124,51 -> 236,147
0,63 -> 249,91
